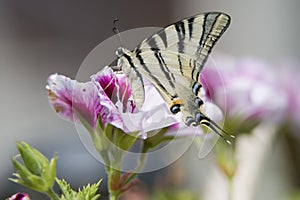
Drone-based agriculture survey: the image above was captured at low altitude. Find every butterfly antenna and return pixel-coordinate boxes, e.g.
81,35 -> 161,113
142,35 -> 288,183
113,18 -> 124,47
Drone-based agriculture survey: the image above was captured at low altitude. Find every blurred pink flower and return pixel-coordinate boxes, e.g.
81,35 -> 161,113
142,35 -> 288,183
277,62 -> 300,125
201,56 -> 289,123
46,67 -> 214,138
8,193 -> 30,200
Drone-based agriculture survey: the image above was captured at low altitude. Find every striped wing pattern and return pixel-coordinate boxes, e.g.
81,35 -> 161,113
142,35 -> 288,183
135,12 -> 230,80
117,12 -> 232,142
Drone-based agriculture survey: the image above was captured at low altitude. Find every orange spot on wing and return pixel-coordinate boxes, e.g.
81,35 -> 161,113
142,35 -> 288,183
170,99 -> 184,107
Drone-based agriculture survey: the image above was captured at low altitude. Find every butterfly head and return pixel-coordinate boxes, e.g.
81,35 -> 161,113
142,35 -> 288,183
116,47 -> 124,58
116,47 -> 132,72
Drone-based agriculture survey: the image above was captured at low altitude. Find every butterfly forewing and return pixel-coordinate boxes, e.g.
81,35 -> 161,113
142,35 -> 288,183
135,12 -> 230,79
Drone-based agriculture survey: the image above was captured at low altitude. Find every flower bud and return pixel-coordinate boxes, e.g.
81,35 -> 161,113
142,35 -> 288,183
7,193 -> 30,200
10,142 -> 57,193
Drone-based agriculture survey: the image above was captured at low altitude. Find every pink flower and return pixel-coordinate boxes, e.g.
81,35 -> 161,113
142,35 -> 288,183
201,56 -> 300,125
277,62 -> 300,125
8,193 -> 30,200
46,73 -> 101,129
47,67 -> 215,138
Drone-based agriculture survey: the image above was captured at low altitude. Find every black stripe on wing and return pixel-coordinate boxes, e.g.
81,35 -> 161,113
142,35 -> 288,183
134,12 -> 230,83
174,21 -> 186,53
187,17 -> 195,40
135,51 -> 173,98
154,51 -> 176,86
193,13 -> 230,81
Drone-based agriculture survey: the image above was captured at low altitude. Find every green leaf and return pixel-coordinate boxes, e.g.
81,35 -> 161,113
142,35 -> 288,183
77,180 -> 102,200
56,178 -> 75,200
56,178 -> 102,200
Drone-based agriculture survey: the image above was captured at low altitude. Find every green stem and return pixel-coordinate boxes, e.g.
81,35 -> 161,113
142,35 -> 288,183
124,149 -> 147,185
108,166 -> 121,200
109,193 -> 120,200
46,188 -> 60,200
228,177 -> 233,200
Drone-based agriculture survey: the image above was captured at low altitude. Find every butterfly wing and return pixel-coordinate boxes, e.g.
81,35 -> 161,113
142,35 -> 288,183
133,50 -> 204,114
127,12 -> 230,107
118,12 -> 232,141
132,50 -> 232,142
134,12 -> 230,79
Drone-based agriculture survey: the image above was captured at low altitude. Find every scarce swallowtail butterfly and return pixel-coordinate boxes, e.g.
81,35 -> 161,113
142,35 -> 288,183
114,12 -> 234,143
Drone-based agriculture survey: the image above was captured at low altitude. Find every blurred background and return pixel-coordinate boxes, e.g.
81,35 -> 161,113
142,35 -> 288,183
1,0 -> 300,199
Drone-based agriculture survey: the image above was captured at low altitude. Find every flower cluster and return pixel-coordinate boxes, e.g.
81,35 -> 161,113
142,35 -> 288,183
200,56 -> 300,133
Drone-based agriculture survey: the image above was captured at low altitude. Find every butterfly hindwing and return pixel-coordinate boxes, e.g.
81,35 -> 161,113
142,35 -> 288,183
131,50 -> 206,122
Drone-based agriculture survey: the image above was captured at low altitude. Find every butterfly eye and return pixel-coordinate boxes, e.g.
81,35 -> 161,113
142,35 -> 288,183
116,47 -> 124,58
170,104 -> 181,114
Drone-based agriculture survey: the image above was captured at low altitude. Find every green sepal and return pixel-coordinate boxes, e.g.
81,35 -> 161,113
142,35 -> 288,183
45,155 -> 57,188
12,156 -> 34,183
10,173 -> 48,192
143,127 -> 174,151
11,157 -> 49,191
16,142 -> 49,176
113,128 -> 139,151
104,122 -> 114,141
93,116 -> 138,152
92,117 -> 111,153
24,175 -> 48,192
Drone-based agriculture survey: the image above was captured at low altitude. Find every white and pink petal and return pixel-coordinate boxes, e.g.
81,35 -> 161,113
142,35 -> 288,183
46,74 -> 100,128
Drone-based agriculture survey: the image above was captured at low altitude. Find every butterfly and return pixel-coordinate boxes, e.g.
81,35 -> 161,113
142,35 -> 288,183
114,12 -> 234,143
